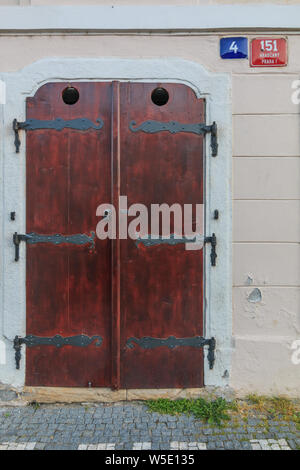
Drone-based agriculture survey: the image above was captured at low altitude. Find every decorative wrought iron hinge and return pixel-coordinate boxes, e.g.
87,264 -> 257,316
13,334 -> 103,369
205,233 -> 217,266
13,231 -> 95,261
126,335 -> 216,369
129,120 -> 218,156
13,117 -> 104,153
135,233 -> 198,248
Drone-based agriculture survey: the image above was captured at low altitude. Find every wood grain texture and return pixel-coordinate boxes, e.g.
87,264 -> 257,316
26,82 -> 112,387
26,81 -> 205,388
119,83 -> 205,388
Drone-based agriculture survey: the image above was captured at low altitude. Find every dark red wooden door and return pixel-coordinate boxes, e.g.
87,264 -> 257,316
26,82 -> 112,387
25,81 -> 204,388
119,83 -> 204,388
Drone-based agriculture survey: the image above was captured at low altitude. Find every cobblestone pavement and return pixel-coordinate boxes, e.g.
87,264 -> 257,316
0,403 -> 299,450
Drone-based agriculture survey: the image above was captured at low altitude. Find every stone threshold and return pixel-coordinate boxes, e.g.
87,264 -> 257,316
21,387 -> 208,404
0,385 -> 235,405
24,386 -> 237,404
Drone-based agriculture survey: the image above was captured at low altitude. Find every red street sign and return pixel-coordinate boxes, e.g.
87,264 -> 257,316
250,38 -> 287,67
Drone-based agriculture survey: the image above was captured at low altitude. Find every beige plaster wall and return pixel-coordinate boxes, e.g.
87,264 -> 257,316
0,31 -> 299,396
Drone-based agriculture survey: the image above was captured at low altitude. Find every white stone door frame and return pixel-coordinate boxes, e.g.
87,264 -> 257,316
0,58 -> 232,390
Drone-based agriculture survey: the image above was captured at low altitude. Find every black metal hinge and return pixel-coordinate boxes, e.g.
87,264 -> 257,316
13,334 -> 103,369
13,117 -> 104,153
126,335 -> 216,369
13,117 -> 218,155
129,120 -> 218,156
13,231 -> 96,261
205,233 -> 217,266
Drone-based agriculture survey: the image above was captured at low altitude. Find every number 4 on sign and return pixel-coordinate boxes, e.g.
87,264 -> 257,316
229,41 -> 238,54
220,37 -> 248,59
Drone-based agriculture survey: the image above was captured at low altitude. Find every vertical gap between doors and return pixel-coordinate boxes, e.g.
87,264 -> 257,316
111,81 -> 121,390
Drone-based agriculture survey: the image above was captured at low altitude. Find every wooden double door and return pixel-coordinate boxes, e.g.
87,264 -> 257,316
25,81 -> 205,388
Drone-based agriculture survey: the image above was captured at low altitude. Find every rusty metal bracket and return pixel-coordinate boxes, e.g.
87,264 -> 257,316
129,119 -> 218,156
13,232 -> 30,262
13,117 -> 104,153
209,121 -> 218,157
205,233 -> 217,266
126,335 -> 216,369
13,334 -> 103,370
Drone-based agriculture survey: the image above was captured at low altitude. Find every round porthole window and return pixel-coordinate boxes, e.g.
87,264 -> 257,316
151,87 -> 169,106
62,86 -> 80,105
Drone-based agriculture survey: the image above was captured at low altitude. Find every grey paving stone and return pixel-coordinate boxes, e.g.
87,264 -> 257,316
0,402 -> 299,451
224,441 -> 234,449
44,444 -> 78,450
287,439 -> 297,449
215,440 -> 225,448
206,442 -> 216,450
241,441 -> 252,450
203,428 -> 212,435
167,416 -> 177,421
34,443 -> 46,450
233,441 -> 242,450
248,419 -> 259,426
277,433 -> 289,439
115,443 -> 125,450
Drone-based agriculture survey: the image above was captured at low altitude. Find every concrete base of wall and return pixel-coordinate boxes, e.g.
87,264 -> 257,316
0,385 -> 236,405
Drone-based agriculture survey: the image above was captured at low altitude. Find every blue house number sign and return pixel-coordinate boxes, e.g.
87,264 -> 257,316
220,37 -> 248,59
